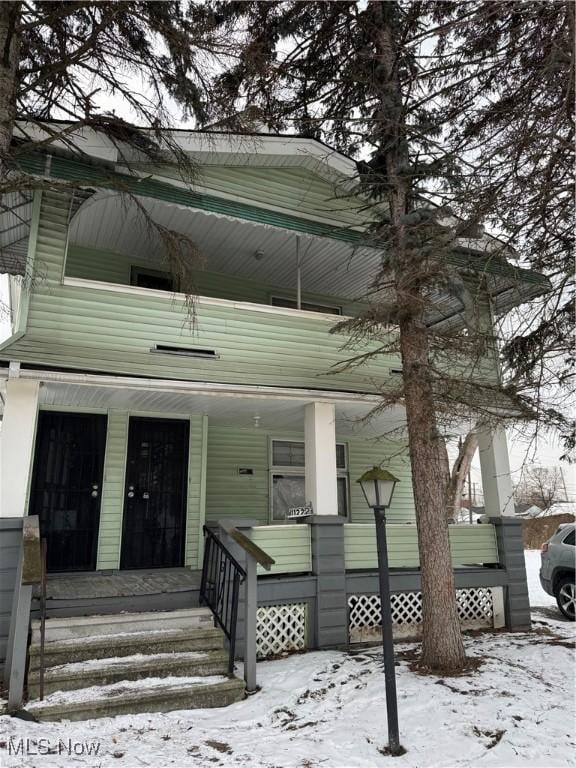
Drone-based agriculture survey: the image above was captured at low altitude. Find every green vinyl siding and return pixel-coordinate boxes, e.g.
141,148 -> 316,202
189,165 -> 370,230
206,427 -> 269,524
248,525 -> 312,576
344,523 -> 500,569
185,414 -> 207,568
65,245 -> 365,315
205,427 -> 416,524
95,410 -> 207,570
97,411 -> 129,569
347,437 -> 414,524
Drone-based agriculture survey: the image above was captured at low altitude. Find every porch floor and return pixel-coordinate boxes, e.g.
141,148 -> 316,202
33,569 -> 202,619
43,568 -> 202,600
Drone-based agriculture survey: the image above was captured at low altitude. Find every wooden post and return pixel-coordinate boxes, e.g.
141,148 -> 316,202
4,515 -> 41,710
244,554 -> 258,693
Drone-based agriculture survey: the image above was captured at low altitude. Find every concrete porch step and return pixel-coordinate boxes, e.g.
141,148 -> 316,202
27,649 -> 230,697
31,607 -> 214,644
28,626 -> 224,671
27,675 -> 246,721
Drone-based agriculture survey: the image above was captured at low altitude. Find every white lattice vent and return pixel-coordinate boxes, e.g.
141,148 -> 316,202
256,602 -> 307,658
348,588 -> 496,643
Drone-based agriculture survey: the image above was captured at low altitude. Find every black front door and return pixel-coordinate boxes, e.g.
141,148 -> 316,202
120,417 -> 189,569
30,412 -> 107,572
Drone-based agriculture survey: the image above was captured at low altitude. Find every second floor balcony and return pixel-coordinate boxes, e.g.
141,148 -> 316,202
0,151 -> 546,398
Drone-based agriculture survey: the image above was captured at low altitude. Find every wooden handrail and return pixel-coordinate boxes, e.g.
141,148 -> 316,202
219,524 -> 276,572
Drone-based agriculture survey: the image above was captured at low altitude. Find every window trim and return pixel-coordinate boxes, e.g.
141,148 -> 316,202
269,295 -> 342,316
268,438 -> 349,522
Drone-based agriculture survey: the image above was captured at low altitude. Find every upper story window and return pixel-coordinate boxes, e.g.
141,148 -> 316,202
270,439 -> 348,521
270,296 -> 342,315
131,266 -> 175,292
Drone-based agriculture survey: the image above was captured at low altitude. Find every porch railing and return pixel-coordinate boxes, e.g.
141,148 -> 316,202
344,522 -> 500,570
199,525 -> 245,675
200,523 -> 275,692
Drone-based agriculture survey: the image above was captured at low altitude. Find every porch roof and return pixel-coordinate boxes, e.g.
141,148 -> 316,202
0,367 -> 419,438
1,149 -> 549,315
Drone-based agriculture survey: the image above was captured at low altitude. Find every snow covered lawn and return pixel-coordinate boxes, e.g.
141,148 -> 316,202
1,553 -> 573,768
525,548 -> 557,608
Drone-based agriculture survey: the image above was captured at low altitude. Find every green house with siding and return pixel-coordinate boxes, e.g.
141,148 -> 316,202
0,128 -> 546,718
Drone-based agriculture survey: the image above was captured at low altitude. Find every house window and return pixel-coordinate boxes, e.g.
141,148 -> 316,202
131,267 -> 175,292
270,439 -> 348,521
270,296 -> 342,315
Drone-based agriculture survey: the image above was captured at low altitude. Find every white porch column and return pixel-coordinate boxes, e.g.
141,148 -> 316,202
304,401 -> 338,516
0,378 -> 40,517
478,426 -> 515,516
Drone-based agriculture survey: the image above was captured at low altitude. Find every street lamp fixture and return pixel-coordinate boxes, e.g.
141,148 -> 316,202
357,466 -> 399,510
357,467 -> 403,756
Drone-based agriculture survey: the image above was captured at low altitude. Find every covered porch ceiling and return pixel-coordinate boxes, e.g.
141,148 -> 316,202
68,191 -> 381,302
66,190 -> 549,328
0,368 -> 423,439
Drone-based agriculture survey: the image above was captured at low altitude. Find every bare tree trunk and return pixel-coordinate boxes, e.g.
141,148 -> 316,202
372,2 -> 466,670
400,317 -> 466,668
446,431 -> 479,522
0,2 -> 21,179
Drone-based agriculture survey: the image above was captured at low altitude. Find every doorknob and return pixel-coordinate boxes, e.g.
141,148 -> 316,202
127,484 -> 135,498
91,484 -> 99,498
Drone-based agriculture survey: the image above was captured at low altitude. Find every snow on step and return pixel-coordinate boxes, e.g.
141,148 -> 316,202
28,626 -> 225,670
31,607 -> 214,643
28,674 -> 230,708
46,650 -> 211,674
27,675 -> 246,721
27,649 -> 230,697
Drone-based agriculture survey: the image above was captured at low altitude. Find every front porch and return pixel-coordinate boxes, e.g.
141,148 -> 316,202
0,368 -> 528,672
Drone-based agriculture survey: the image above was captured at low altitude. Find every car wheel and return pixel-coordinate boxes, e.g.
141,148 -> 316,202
555,575 -> 576,621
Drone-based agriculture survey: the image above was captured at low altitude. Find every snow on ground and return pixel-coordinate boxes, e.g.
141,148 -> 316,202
525,549 -> 556,609
1,553 -> 573,768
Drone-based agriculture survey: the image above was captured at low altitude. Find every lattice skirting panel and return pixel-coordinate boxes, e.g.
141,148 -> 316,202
256,602 -> 308,658
348,587 -> 502,643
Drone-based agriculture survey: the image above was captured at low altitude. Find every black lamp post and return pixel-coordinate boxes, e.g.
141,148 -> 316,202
357,467 -> 402,756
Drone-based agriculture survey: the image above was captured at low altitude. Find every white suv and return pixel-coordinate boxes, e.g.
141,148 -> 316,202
540,523 -> 575,620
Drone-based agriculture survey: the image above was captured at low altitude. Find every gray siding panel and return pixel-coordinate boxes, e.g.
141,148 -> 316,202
0,519 -> 23,674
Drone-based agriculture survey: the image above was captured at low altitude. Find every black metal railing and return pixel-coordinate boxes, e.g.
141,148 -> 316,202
199,526 -> 246,675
